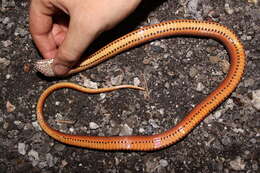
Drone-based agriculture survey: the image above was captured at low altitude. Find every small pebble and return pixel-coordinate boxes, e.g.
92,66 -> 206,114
220,59 -> 230,73
244,78 -> 255,87
232,128 -> 244,133
186,50 -> 193,58
249,138 -> 256,144
148,119 -> 159,128
69,127 -> 75,133
61,160 -> 68,168
18,143 -> 26,155
32,121 -> 41,131
0,58 -> 11,70
163,53 -> 170,59
3,122 -> 9,129
150,40 -> 166,52
139,127 -> 145,133
23,63 -> 31,73
159,159 -> 169,167
54,144 -> 66,152
189,67 -> 198,78
55,101 -> 60,106
14,27 -> 28,37
188,0 -> 200,18
133,77 -> 141,86
221,136 -> 232,146
2,17 -> 10,24
108,120 -> 120,136
83,78 -> 98,89
247,0 -> 258,5
14,120 -> 22,126
252,90 -> 260,110
143,58 -> 150,65
224,3 -> 234,15
46,153 -> 54,167
252,161 -> 259,170
6,101 -> 15,112
145,159 -> 157,173
14,120 -> 24,129
196,82 -> 205,92
159,108 -> 164,115
205,110 -> 222,124
119,124 -> 133,136
208,10 -> 220,18
209,56 -> 221,64
38,162 -> 47,169
100,93 -> 106,100
2,40 -> 12,47
89,122 -> 99,130
229,156 -> 246,171
164,82 -> 170,89
6,74 -> 11,79
241,34 -> 247,41
148,17 -> 160,25
28,149 -> 40,166
111,74 -> 123,86
0,117 -> 3,123
225,98 -> 234,110
1,0 -> 15,9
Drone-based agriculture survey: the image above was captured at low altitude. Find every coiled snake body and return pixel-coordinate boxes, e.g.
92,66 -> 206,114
36,20 -> 246,150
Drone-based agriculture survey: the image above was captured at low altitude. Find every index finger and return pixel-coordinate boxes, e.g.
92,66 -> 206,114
29,1 -> 57,59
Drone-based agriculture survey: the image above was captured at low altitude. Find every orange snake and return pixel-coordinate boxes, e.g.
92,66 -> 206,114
36,20 -> 246,150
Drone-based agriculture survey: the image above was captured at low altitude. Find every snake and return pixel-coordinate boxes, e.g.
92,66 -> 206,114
35,19 -> 246,150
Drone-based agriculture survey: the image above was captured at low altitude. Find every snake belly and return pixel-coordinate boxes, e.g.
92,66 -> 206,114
37,20 -> 246,150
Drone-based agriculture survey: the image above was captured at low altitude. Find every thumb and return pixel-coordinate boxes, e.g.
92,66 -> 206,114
52,15 -> 102,76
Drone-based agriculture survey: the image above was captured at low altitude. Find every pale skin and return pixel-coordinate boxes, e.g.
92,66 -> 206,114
29,0 -> 141,76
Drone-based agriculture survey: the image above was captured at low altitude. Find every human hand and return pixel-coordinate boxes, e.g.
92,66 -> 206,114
29,0 -> 141,76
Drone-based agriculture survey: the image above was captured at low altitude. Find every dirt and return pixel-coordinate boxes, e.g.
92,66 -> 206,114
0,0 -> 259,172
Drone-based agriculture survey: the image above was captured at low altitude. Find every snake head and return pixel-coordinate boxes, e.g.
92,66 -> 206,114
34,58 -> 55,77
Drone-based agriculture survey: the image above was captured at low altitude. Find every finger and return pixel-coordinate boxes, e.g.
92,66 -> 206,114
29,1 -> 57,59
52,13 -> 101,76
52,23 -> 67,46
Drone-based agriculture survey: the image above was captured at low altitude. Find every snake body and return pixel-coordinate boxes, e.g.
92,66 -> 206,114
36,20 -> 246,150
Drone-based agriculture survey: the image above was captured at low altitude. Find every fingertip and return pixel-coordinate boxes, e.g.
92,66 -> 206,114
53,63 -> 71,76
53,48 -> 78,76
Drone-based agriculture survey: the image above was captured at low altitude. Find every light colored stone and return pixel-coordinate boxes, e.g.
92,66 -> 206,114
111,74 -> 123,86
159,159 -> 169,167
2,40 -> 12,47
18,143 -> 26,155
46,153 -> 54,167
83,78 -> 98,89
6,101 -> 15,112
28,149 -> 39,166
252,90 -> 260,110
133,77 -> 141,86
196,82 -> 205,92
229,156 -> 246,171
89,122 -> 99,130
119,124 -> 133,136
